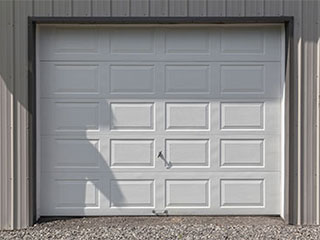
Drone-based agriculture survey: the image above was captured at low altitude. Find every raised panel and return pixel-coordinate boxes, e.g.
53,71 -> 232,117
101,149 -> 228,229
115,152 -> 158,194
53,27 -> 99,53
110,103 -> 154,130
165,180 -> 209,207
220,65 -> 265,94
165,29 -> 210,54
43,138 -> 100,169
165,139 -> 209,167
110,29 -> 155,53
45,64 -> 100,95
110,139 -> 154,167
110,180 -> 154,207
220,179 -> 264,207
221,28 -> 264,54
221,102 -> 264,129
54,102 -> 99,131
166,103 -> 209,130
110,65 -> 155,93
220,139 -> 264,167
165,65 -> 210,94
55,179 -> 99,208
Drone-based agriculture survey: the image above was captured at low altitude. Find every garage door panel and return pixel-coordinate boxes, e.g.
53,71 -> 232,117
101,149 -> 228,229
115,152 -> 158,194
165,180 -> 210,208
110,102 -> 155,131
41,136 -> 103,171
214,173 -> 280,214
165,139 -> 210,168
215,135 -> 281,171
211,100 -> 281,133
110,139 -> 155,168
110,28 -> 156,54
40,62 -> 105,98
110,179 -> 155,208
220,179 -> 264,207
165,102 -> 210,131
41,99 -> 106,134
218,26 -> 281,61
39,26 -> 108,61
220,102 -> 264,130
218,62 -> 281,98
164,64 -> 211,94
40,172 -> 108,215
164,28 -> 211,55
109,64 -> 156,94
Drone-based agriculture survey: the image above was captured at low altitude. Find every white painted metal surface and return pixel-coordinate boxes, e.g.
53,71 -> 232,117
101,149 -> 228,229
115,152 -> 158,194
38,25 -> 283,216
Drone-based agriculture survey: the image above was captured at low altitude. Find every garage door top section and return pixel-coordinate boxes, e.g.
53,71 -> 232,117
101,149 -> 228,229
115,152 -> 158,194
39,25 -> 281,61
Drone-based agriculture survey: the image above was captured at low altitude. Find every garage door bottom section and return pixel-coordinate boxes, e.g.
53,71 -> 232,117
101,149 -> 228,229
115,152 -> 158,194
41,171 -> 280,215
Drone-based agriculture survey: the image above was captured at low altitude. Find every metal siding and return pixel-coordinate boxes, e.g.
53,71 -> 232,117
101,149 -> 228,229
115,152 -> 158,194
169,0 -> 188,16
130,0 -> 149,16
92,0 -> 111,16
301,0 -> 319,225
111,0 -> 130,16
150,0 -> 168,16
0,0 -> 320,229
72,0 -> 92,16
188,0 -> 207,16
207,0 -> 226,16
264,0 -> 283,16
0,0 -> 14,230
317,0 -> 320,226
283,0 -> 302,225
34,0 -> 53,16
53,0 -> 72,16
226,0 -> 245,16
245,0 -> 264,16
14,0 -> 33,229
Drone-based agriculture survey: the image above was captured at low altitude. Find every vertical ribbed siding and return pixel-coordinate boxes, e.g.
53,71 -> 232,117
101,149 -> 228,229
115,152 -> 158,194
0,0 -> 319,229
13,0 -> 33,229
245,0 -> 264,16
301,0 -> 319,225
0,0 -> 14,230
317,0 -> 320,226
150,0 -> 168,16
226,0 -> 245,16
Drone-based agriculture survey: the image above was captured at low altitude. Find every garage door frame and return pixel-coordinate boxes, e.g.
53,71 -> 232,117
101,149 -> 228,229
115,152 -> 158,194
28,16 -> 294,224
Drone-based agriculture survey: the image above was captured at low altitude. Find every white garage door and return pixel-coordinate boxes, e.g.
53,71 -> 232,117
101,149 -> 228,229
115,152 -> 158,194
38,25 -> 283,216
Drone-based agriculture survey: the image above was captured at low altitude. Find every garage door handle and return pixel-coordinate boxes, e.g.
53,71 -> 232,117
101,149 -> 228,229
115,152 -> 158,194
157,151 -> 171,169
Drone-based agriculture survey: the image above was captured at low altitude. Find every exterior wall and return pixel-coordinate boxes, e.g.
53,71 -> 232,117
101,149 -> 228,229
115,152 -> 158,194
0,0 -> 319,229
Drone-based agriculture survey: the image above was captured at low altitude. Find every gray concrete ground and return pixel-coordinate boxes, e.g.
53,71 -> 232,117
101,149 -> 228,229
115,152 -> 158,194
1,216 -> 320,239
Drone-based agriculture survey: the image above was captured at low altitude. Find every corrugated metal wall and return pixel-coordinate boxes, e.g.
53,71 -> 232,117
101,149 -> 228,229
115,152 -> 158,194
0,0 -> 319,229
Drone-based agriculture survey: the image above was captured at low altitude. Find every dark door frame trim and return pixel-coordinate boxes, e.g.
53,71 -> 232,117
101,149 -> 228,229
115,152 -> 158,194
28,16 -> 294,224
